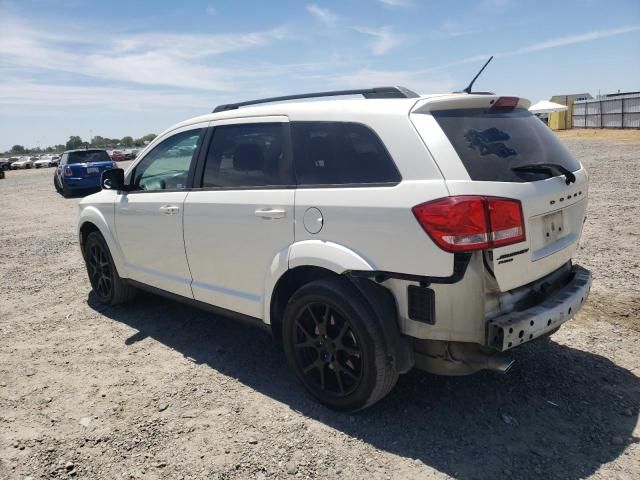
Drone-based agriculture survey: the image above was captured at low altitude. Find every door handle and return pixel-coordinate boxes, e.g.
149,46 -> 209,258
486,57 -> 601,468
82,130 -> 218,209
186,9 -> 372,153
254,208 -> 286,220
159,205 -> 180,215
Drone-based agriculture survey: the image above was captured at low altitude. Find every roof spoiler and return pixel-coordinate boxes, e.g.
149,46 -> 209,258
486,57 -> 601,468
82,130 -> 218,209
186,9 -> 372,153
212,86 -> 420,113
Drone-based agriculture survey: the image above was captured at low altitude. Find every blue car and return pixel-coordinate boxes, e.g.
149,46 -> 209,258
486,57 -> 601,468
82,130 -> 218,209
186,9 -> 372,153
54,149 -> 116,197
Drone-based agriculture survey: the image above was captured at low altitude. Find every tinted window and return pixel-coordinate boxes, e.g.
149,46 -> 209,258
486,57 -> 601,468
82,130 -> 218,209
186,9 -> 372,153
132,129 -> 202,191
291,122 -> 400,186
202,123 -> 291,188
432,108 -> 581,182
67,150 -> 111,164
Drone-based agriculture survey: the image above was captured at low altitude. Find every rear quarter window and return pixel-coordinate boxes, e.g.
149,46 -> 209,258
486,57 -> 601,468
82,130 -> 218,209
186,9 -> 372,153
291,122 -> 401,186
432,108 -> 581,182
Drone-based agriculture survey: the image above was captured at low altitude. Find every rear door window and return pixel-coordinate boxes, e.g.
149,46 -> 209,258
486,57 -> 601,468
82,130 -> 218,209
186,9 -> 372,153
201,123 -> 292,188
432,108 -> 580,182
291,122 -> 400,186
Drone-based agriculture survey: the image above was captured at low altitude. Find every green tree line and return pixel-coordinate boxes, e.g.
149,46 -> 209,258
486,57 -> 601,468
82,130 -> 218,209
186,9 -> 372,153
4,133 -> 157,155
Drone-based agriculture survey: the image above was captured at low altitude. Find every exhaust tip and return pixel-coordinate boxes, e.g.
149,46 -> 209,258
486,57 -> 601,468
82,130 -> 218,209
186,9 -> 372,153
487,356 -> 515,374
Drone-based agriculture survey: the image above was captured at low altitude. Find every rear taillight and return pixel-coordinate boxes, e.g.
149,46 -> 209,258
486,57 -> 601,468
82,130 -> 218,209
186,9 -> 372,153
112,162 -> 117,169
64,165 -> 72,176
412,196 -> 525,253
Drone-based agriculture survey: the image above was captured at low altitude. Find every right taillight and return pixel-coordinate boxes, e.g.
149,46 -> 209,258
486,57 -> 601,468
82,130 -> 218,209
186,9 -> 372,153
412,196 -> 525,253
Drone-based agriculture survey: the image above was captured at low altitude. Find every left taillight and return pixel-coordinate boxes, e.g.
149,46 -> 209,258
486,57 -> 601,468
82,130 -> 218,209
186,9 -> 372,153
64,165 -> 73,176
412,196 -> 525,253
111,162 -> 117,169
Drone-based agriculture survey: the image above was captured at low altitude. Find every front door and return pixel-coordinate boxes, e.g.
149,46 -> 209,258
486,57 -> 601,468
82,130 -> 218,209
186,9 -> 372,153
115,126 -> 205,298
183,117 -> 295,319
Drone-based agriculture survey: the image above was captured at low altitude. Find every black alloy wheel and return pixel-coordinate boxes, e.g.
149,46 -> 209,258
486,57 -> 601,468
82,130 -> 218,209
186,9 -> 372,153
282,277 -> 398,411
83,231 -> 137,305
293,302 -> 363,397
86,239 -> 113,302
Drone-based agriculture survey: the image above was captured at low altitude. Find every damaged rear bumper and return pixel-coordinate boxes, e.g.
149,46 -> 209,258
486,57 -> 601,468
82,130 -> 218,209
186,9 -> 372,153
487,264 -> 592,351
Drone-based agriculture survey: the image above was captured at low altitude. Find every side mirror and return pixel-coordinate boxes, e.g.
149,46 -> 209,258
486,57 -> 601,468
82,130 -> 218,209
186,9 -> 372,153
101,168 -> 127,191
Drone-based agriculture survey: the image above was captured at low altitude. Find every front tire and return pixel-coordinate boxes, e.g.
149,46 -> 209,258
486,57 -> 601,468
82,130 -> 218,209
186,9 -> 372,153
282,277 -> 398,411
84,231 -> 136,305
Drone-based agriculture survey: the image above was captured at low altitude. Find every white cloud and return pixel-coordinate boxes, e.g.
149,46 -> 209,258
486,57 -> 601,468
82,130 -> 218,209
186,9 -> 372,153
0,81 -> 211,110
425,24 -> 640,71
501,24 -> 640,56
353,25 -> 404,55
328,68 -> 454,94
0,20 -> 289,92
306,4 -> 338,25
378,0 -> 411,7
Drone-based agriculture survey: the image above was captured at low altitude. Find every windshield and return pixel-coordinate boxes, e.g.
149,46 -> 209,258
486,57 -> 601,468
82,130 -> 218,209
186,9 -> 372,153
432,108 -> 580,182
67,151 -> 111,164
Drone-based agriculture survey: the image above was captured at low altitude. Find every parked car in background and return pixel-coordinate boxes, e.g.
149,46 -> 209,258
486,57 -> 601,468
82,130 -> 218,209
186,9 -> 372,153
0,157 -> 19,170
10,156 -> 37,169
34,155 -> 58,168
109,150 -> 125,162
54,149 -> 117,197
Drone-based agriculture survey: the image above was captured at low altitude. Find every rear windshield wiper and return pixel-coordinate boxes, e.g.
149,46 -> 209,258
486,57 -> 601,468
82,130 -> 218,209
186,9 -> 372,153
512,163 -> 576,185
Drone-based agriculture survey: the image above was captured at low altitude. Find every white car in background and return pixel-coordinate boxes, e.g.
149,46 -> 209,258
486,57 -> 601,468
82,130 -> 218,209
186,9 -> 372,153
34,155 -> 59,168
10,156 -> 37,169
78,86 -> 591,411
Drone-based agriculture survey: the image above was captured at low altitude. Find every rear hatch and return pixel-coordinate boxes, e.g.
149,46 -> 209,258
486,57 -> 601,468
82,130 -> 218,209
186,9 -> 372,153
411,95 -> 587,291
67,150 -> 114,176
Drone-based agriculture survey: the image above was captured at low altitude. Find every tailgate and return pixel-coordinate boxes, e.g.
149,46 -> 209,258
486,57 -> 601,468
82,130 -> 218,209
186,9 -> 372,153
446,172 -> 587,290
411,95 -> 588,291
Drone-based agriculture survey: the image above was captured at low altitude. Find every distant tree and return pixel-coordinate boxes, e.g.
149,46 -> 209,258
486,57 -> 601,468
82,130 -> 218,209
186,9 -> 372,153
141,133 -> 157,143
10,145 -> 25,154
66,136 -> 83,150
121,136 -> 134,147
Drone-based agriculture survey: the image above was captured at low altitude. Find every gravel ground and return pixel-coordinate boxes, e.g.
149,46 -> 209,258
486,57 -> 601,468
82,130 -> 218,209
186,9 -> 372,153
1,132 -> 639,480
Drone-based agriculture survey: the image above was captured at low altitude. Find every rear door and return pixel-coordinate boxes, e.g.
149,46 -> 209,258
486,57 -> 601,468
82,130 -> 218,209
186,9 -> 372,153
411,97 -> 587,291
115,125 -> 205,297
183,117 -> 295,319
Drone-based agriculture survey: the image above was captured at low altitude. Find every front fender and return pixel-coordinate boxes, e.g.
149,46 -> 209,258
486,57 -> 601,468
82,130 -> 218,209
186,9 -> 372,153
262,240 -> 375,324
78,203 -> 126,278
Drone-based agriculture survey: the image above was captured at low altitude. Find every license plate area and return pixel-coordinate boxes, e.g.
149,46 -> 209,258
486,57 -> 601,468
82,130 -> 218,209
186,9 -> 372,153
541,210 -> 565,245
87,167 -> 99,174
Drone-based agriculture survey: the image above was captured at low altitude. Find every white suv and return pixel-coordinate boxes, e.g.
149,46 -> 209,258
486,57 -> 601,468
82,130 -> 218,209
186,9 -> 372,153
78,87 -> 591,411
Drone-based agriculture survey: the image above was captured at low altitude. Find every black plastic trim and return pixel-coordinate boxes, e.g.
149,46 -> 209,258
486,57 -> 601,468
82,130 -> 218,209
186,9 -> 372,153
347,253 -> 472,286
126,279 -> 271,333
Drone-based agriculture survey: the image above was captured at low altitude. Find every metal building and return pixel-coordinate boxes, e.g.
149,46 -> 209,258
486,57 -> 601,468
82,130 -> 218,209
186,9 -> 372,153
572,92 -> 640,129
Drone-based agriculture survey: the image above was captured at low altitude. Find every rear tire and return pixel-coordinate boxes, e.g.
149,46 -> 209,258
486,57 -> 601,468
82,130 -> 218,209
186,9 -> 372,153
282,277 -> 398,411
54,176 -> 62,193
62,184 -> 72,198
84,231 -> 137,305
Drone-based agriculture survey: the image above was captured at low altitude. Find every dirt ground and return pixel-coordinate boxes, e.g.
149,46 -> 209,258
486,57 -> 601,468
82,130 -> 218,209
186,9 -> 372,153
1,131 -> 639,480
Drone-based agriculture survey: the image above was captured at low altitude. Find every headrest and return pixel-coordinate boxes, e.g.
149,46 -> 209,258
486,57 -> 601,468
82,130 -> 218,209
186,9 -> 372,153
308,136 -> 333,165
233,144 -> 264,171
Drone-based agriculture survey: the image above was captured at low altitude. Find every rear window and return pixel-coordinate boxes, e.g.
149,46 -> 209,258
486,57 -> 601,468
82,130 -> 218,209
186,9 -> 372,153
291,122 -> 400,186
67,150 -> 111,164
432,108 -> 580,182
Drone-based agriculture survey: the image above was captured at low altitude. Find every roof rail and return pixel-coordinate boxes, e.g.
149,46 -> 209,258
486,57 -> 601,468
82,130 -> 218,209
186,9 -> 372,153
212,86 -> 419,113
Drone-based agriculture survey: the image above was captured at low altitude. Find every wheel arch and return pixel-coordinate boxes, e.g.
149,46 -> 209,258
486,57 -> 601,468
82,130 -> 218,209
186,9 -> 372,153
78,207 -> 126,277
266,240 -> 413,373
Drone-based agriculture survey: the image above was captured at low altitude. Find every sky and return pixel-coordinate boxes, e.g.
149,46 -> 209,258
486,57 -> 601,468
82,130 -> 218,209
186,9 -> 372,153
1,0 -> 639,151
